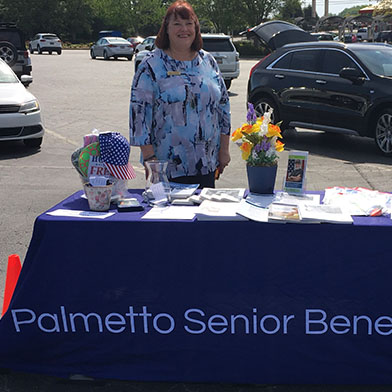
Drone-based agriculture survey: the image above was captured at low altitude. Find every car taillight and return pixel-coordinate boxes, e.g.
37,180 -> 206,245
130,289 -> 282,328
23,51 -> 28,58
235,53 -> 239,62
108,44 -> 117,47
249,53 -> 271,78
40,39 -> 46,42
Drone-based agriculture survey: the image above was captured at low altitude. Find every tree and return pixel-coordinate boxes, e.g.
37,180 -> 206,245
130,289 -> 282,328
192,0 -> 245,34
277,0 -> 303,21
338,5 -> 363,18
240,0 -> 282,28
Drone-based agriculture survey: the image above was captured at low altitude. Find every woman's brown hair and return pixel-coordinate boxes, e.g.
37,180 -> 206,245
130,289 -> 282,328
155,0 -> 202,51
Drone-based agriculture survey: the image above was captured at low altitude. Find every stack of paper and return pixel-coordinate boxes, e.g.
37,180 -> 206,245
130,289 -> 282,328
196,200 -> 248,221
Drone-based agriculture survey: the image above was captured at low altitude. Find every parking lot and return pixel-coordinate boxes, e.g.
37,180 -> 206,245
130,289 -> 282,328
0,50 -> 392,391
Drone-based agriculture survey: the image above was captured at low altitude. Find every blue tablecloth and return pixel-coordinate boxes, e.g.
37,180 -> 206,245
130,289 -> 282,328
0,190 -> 392,383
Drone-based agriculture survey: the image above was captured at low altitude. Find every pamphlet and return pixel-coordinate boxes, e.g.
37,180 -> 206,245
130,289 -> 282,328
47,209 -> 115,219
245,193 -> 276,208
274,191 -> 320,206
283,151 -> 308,194
323,186 -> 392,216
236,199 -> 269,222
268,203 -> 301,222
169,182 -> 199,199
141,206 -> 198,220
196,200 -> 248,221
199,188 -> 246,203
299,204 -> 353,224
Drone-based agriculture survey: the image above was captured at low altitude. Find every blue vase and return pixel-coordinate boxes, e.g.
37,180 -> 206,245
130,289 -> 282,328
246,164 -> 277,194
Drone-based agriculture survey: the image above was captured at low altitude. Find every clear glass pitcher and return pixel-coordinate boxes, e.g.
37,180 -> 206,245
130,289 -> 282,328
144,160 -> 171,205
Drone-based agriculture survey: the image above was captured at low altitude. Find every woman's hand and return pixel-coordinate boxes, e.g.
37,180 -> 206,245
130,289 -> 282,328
217,134 -> 231,178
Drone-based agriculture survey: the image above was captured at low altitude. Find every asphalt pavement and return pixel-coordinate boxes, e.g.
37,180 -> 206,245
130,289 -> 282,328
0,50 -> 392,391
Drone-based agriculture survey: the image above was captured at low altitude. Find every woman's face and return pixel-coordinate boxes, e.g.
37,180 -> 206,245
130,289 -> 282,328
166,15 -> 196,50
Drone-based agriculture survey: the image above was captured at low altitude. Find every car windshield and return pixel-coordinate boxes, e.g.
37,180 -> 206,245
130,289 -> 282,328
0,61 -> 18,83
352,46 -> 392,77
107,38 -> 128,44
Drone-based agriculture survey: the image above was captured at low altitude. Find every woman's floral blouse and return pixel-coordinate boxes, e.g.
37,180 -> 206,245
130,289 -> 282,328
129,48 -> 230,179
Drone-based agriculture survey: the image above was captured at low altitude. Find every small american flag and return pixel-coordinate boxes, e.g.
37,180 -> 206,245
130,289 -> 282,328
99,132 -> 136,180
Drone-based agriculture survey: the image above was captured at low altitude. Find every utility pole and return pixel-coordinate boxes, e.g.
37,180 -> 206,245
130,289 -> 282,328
312,0 -> 316,18
324,0 -> 329,16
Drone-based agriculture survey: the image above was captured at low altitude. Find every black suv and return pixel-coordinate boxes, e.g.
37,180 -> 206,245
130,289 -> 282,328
0,22 -> 32,85
247,21 -> 392,155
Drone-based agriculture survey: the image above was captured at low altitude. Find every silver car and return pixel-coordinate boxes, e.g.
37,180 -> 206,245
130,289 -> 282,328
90,37 -> 133,60
201,34 -> 240,90
0,59 -> 44,148
134,34 -> 240,90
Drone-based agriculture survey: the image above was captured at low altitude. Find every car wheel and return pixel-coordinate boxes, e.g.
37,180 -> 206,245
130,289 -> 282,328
127,55 -> 133,61
38,45 -> 42,54
103,50 -> 109,60
224,79 -> 231,90
23,137 -> 43,148
29,44 -> 34,54
253,97 -> 280,125
374,109 -> 392,155
57,49 -> 62,55
0,41 -> 18,66
49,51 -> 52,55
90,49 -> 96,59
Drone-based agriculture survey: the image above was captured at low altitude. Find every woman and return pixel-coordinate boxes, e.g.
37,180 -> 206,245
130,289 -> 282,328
129,0 -> 231,188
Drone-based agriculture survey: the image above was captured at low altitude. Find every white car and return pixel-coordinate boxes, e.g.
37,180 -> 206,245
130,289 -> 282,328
0,59 -> 44,148
90,37 -> 133,60
134,34 -> 240,90
201,33 -> 240,90
134,36 -> 156,53
29,33 -> 62,55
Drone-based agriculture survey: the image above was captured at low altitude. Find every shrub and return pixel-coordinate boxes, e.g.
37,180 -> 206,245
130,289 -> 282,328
234,39 -> 269,58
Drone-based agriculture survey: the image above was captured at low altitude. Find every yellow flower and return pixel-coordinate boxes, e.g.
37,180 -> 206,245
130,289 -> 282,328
275,140 -> 285,152
240,141 -> 252,160
242,124 -> 257,135
231,128 -> 243,142
232,123 -> 257,142
267,123 -> 282,138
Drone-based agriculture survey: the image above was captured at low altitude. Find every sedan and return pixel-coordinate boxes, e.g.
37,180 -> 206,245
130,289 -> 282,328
0,59 -> 44,148
246,20 -> 392,155
90,37 -> 133,60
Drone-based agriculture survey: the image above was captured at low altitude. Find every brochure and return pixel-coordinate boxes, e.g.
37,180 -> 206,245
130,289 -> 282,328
299,204 -> 353,224
245,193 -> 276,208
268,203 -> 301,222
274,191 -> 320,206
236,199 -> 269,222
196,200 -> 248,221
199,188 -> 246,203
283,151 -> 308,194
169,182 -> 199,199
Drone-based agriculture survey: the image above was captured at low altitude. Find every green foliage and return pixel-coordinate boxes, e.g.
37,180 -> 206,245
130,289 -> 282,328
235,39 -> 269,57
1,0 -> 283,42
338,5 -> 363,18
276,0 -> 303,21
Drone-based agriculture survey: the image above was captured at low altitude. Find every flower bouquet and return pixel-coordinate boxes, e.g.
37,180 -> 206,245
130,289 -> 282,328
231,103 -> 284,193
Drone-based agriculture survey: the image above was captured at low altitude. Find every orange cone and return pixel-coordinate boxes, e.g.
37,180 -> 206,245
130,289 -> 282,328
2,254 -> 22,317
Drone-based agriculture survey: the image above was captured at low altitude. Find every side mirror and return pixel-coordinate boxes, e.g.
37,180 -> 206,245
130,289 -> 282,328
339,67 -> 365,83
20,75 -> 33,84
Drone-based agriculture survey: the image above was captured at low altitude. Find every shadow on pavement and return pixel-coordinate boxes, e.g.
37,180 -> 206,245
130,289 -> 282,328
282,128 -> 392,165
